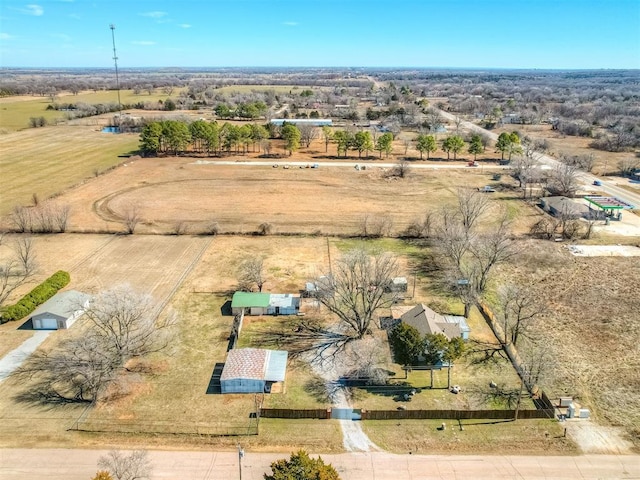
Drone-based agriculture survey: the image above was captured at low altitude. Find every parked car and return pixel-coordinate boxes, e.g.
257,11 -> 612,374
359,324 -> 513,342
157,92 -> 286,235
593,180 -> 602,186
478,186 -> 496,192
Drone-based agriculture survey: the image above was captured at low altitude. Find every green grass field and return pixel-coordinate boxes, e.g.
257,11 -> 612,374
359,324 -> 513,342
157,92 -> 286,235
0,89 -> 185,131
0,125 -> 139,216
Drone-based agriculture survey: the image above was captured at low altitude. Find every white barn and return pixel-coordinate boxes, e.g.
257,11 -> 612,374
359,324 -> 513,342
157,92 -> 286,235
30,290 -> 91,330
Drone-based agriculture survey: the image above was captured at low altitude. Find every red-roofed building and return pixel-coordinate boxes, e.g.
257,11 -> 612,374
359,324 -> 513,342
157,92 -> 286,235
220,348 -> 288,394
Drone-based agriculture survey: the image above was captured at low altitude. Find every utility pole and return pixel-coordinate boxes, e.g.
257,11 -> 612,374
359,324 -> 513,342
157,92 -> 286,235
238,444 -> 244,480
109,24 -> 122,110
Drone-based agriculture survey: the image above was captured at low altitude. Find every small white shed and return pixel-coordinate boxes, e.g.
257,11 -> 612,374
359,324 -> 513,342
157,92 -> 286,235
30,290 -> 91,330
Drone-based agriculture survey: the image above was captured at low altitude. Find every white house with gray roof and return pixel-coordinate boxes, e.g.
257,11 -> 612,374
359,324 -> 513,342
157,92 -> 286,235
30,290 -> 91,330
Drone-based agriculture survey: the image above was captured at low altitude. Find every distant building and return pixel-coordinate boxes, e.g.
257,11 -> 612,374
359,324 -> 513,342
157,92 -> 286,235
270,118 -> 332,127
541,196 -> 593,219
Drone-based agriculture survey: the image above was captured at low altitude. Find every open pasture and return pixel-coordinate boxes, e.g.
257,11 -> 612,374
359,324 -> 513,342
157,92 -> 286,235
40,154 -> 519,236
0,89 -> 186,131
0,126 -> 139,217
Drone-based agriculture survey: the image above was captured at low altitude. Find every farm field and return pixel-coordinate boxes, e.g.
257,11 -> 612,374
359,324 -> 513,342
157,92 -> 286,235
0,126 -> 139,217
0,89 -> 186,131
14,151 -> 531,236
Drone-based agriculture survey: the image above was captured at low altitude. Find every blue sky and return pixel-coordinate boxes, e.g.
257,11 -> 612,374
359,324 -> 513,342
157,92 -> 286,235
1,0 -> 639,69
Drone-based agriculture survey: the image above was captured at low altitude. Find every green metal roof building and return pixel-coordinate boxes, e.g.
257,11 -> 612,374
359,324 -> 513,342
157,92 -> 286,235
231,291 -> 300,316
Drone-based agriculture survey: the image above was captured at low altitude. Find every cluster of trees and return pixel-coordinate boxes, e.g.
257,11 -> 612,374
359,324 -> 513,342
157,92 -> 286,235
328,129 -> 393,158
139,119 -> 269,156
11,202 -> 71,233
389,323 -> 464,367
28,116 -> 48,128
214,101 -> 268,119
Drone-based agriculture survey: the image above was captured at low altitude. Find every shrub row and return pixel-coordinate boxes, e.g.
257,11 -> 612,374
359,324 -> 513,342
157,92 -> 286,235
0,271 -> 70,323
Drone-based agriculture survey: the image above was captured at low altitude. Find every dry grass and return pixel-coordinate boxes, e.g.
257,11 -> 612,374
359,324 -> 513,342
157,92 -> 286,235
492,240 -> 640,446
8,150 -> 523,236
363,418 -> 577,454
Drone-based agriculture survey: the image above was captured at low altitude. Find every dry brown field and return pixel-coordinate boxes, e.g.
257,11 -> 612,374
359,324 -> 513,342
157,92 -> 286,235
493,240 -> 640,446
16,147 -> 522,237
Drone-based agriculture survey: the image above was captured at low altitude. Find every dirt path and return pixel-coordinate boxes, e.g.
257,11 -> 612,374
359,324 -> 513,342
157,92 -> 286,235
332,388 -> 380,452
564,419 -> 635,454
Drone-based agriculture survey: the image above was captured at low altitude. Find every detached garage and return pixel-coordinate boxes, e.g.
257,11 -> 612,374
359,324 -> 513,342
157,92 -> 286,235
31,290 -> 91,330
220,348 -> 288,394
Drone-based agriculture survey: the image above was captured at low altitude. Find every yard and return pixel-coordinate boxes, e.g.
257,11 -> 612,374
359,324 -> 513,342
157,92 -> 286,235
0,235 -> 558,453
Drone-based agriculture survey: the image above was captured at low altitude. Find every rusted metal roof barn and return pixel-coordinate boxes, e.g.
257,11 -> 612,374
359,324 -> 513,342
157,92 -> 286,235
220,348 -> 288,394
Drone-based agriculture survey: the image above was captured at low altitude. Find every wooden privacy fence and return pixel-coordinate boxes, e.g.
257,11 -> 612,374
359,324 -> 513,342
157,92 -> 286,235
259,407 -> 553,421
260,408 -> 331,419
359,408 -> 553,420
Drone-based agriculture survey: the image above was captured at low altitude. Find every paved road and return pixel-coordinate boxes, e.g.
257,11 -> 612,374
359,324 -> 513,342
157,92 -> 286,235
1,448 -> 638,479
437,110 -> 640,208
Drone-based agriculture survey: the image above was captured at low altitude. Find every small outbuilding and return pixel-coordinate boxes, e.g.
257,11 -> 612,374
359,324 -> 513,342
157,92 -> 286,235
231,292 -> 300,316
30,290 -> 91,330
541,196 -> 592,219
220,348 -> 288,394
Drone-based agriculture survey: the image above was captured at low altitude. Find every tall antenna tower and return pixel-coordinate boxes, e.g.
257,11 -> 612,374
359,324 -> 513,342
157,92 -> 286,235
109,24 -> 122,110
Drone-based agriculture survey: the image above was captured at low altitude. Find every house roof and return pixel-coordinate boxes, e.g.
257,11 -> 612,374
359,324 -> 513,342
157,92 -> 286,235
231,292 -> 271,309
400,304 -> 461,340
543,196 -> 590,216
220,348 -> 288,382
30,290 -> 91,319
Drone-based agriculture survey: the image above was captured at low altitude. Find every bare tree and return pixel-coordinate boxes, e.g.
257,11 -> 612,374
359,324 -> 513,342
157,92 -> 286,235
0,236 -> 37,306
81,285 -> 177,362
360,214 -> 393,238
618,157 -> 640,176
11,206 -> 32,233
384,161 -> 410,179
298,123 -> 319,148
456,188 -> 490,234
497,285 -> 545,346
549,163 -> 580,197
98,450 -> 152,480
238,256 -> 265,292
15,334 -> 120,402
123,205 -> 141,234
315,248 -> 399,339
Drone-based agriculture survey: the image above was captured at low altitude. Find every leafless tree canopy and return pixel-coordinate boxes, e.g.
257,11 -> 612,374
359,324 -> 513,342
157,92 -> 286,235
435,190 -> 516,314
237,256 -> 265,292
0,236 -> 37,306
123,205 -> 141,234
82,285 -> 177,361
315,248 -> 399,339
14,286 -> 176,403
497,284 -> 546,346
548,163 -> 580,197
98,450 -> 152,480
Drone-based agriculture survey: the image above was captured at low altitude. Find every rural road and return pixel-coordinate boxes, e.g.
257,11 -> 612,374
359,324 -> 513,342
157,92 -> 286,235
193,159 -> 506,170
1,448 -> 638,479
437,110 -> 640,208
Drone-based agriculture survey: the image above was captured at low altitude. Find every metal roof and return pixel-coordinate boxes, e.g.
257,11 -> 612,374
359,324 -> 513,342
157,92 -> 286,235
30,290 -> 91,319
268,293 -> 298,308
231,292 -> 270,308
220,348 -> 288,382
585,195 -> 634,210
